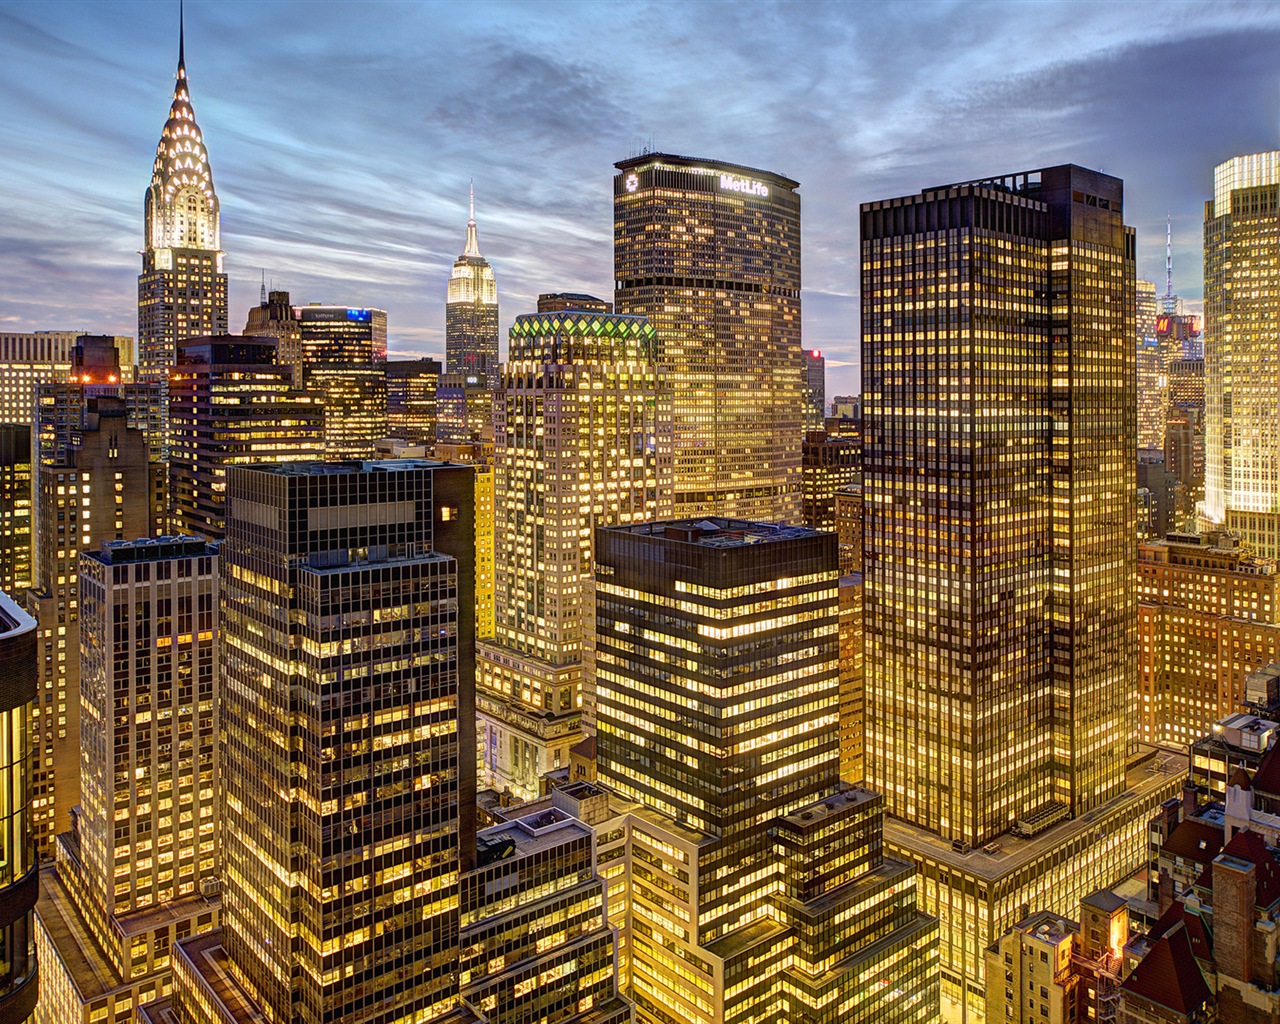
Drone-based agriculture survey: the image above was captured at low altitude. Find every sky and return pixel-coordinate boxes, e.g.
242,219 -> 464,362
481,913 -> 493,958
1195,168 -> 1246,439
2,1 -> 1279,398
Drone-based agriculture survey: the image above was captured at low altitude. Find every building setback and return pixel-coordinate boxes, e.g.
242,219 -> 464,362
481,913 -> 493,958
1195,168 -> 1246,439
446,186 -> 500,389
593,518 -> 939,1024
614,153 -> 804,522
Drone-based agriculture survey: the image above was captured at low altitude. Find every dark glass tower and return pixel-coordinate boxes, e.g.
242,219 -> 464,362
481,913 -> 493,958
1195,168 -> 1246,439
165,460 -> 477,1024
445,186 -> 500,389
861,165 -> 1145,1017
614,153 -> 804,521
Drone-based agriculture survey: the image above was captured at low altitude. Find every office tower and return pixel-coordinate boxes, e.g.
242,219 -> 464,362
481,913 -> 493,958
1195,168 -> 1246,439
477,310 -> 673,800
296,305 -> 388,460
1158,309 -> 1202,361
0,593 -> 38,1023
537,292 -> 612,314
37,336 -> 164,466
614,153 -> 804,521
434,373 -> 493,446
593,518 -> 939,1024
839,572 -> 865,784
35,537 -> 220,1024
242,288 -> 302,380
834,483 -> 863,574
0,427 -> 32,593
157,460 -> 476,1024
432,441 -> 495,642
446,185 -> 500,388
27,398 -> 161,855
861,166 -> 1184,1020
385,357 -> 442,445
804,348 -> 826,431
137,23 -> 228,390
800,428 -> 861,532
1137,452 -> 1175,538
1136,279 -> 1165,450
1138,529 -> 1280,747
460,807 -> 631,1023
168,335 -> 324,540
831,395 -> 861,419
1168,356 -> 1206,409
1205,152 -> 1280,557
0,333 -> 133,427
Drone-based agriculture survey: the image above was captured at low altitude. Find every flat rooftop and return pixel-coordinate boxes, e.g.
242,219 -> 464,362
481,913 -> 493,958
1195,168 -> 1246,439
886,746 -> 1187,882
477,807 -> 593,858
35,864 -> 124,1001
608,518 -> 824,548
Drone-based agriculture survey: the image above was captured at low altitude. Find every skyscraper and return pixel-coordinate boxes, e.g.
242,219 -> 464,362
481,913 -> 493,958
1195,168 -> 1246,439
0,427 -> 32,594
0,333 -> 133,428
137,19 -> 228,388
804,348 -> 826,431
296,305 -> 389,460
1136,279 -> 1165,450
242,288 -> 302,382
614,153 -> 804,522
592,518 -> 939,1024
168,335 -> 325,540
27,398 -> 161,855
35,536 -> 220,1024
0,591 -> 39,1024
162,460 -> 477,1024
861,166 -> 1179,1019
477,310 -> 673,800
434,373 -> 493,446
446,185 -> 500,388
1204,151 -> 1280,558
385,357 -> 443,446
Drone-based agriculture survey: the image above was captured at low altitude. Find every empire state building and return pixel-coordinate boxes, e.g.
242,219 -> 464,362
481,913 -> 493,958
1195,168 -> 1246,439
137,19 -> 228,386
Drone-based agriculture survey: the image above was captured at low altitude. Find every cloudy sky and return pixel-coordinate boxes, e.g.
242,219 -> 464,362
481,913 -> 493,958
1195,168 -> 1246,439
2,0 -> 1279,397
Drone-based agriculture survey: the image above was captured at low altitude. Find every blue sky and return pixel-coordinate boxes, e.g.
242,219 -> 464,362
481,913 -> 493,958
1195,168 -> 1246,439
2,0 -> 1279,397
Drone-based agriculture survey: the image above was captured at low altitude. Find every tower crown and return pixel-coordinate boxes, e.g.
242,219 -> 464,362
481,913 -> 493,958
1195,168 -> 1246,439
145,10 -> 219,253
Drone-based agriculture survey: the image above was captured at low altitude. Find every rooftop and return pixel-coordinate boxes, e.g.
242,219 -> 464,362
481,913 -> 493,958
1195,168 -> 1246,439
608,518 -> 824,548
475,807 -> 593,859
87,536 -> 213,565
34,864 -> 125,1001
614,151 -> 799,190
885,746 -> 1186,882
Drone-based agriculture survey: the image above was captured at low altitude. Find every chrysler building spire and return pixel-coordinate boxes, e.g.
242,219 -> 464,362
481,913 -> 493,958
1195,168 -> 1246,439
138,7 -> 228,391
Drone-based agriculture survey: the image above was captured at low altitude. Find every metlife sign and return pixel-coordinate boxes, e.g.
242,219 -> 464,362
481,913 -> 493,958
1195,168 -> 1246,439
719,173 -> 769,198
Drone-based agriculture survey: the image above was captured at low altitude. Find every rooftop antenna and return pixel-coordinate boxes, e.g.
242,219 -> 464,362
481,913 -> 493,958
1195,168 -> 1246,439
178,0 -> 185,72
1165,213 -> 1174,302
260,268 -> 267,305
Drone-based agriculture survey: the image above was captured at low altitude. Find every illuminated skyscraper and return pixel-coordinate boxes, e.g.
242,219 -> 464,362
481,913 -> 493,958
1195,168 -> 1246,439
0,592 -> 38,1024
614,153 -> 804,521
297,306 -> 388,460
1136,279 -> 1165,450
28,398 -> 161,856
804,348 -> 825,431
0,427 -> 32,594
801,429 -> 860,533
446,185 -> 500,389
1204,151 -> 1280,558
168,335 -> 324,540
477,310 -> 673,800
592,519 -> 938,1024
35,537 -> 220,1024
385,357 -> 442,445
137,19 -> 228,391
434,373 -> 493,446
0,333 -> 133,427
160,460 -> 477,1024
861,166 -> 1180,1020
242,288 -> 302,382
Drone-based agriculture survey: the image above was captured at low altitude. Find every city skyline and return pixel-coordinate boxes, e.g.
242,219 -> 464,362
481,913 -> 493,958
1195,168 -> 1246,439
4,1 -> 1280,398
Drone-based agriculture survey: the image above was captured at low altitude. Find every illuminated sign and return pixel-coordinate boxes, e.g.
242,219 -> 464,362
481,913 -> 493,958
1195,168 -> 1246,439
719,173 -> 769,197
1156,315 -> 1171,334
625,174 -> 639,193
347,309 -> 372,322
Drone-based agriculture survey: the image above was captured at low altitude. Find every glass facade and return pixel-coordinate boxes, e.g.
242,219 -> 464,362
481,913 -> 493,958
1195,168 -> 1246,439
385,358 -> 442,446
1204,151 -> 1280,558
168,336 -> 325,541
0,429 -> 31,596
592,520 -> 938,1024
1135,279 -> 1164,450
860,166 -> 1137,850
0,592 -> 37,1024
614,154 -> 804,522
296,307 -> 389,462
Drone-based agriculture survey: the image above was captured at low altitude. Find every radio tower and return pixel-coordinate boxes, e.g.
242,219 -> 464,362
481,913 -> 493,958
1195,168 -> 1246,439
1162,213 -> 1178,315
